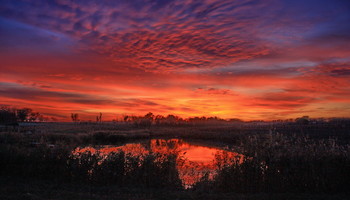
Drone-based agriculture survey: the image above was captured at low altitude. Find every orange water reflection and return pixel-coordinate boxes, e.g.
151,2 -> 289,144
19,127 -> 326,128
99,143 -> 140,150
72,139 -> 244,187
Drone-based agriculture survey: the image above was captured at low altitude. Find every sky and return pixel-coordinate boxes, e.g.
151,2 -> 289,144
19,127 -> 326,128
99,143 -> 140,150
1,0 -> 350,121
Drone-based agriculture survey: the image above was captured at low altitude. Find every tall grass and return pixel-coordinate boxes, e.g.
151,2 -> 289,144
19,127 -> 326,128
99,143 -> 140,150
0,141 -> 183,190
193,133 -> 350,193
1,124 -> 350,194
68,149 -> 182,189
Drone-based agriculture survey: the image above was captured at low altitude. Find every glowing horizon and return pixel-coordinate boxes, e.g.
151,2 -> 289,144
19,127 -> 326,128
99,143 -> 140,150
1,0 -> 350,121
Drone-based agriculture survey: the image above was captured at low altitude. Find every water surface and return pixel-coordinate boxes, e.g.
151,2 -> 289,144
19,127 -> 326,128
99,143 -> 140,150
73,139 -> 244,187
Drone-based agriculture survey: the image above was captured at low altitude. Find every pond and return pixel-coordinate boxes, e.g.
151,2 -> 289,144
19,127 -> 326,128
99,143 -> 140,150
72,139 -> 245,188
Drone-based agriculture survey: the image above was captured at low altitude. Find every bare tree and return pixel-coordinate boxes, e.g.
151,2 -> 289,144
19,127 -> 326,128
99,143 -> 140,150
96,112 -> 102,123
71,113 -> 79,122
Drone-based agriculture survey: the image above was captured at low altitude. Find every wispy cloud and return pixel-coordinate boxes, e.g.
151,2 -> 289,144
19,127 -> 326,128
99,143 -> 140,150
1,0 -> 350,120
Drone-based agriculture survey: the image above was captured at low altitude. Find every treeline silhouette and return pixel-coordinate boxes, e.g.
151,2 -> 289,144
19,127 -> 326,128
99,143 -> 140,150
2,106 -> 350,129
123,112 -> 229,128
0,106 -> 43,124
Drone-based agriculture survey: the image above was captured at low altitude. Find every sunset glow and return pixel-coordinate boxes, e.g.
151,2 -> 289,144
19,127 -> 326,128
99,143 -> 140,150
1,0 -> 350,121
72,139 -> 244,187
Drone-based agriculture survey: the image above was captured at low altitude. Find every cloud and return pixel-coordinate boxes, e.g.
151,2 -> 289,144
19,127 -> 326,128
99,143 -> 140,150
1,0 -> 350,120
0,17 -> 74,54
0,0 -> 273,71
0,82 -> 109,104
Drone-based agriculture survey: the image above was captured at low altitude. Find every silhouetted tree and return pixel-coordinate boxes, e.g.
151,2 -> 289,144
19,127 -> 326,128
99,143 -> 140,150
155,115 -> 165,125
144,112 -> 154,120
96,112 -> 103,123
295,116 -> 309,125
124,115 -> 129,122
29,112 -> 42,122
1,106 -> 44,123
17,108 -> 32,122
0,106 -> 17,124
165,115 -> 178,125
96,112 -> 102,122
71,113 -> 79,122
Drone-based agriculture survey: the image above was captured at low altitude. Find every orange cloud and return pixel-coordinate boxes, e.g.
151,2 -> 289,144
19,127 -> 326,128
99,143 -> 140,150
1,0 -> 350,120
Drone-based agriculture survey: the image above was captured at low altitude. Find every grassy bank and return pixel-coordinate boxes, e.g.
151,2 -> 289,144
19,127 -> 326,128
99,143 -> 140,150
1,123 -> 350,199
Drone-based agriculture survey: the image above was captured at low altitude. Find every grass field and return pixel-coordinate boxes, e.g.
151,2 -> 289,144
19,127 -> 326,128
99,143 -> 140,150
1,122 -> 350,199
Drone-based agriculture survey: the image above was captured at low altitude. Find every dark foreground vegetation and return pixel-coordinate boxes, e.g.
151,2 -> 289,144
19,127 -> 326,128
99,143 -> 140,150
1,118 -> 350,199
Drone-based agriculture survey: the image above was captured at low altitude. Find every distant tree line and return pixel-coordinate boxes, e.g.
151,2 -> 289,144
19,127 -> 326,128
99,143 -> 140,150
123,112 -> 229,128
2,105 -> 349,126
0,106 -> 43,124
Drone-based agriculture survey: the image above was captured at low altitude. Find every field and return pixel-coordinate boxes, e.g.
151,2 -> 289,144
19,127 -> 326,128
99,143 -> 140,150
1,121 -> 350,199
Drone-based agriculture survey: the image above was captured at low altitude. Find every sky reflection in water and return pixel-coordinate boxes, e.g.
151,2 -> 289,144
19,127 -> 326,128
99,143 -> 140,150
72,139 -> 244,187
